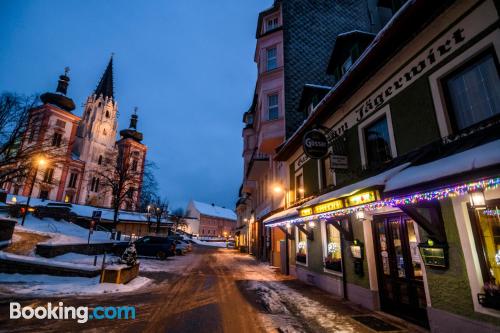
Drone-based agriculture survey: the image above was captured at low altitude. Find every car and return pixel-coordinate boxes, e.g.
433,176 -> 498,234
113,236 -> 176,260
174,240 -> 189,255
178,239 -> 192,252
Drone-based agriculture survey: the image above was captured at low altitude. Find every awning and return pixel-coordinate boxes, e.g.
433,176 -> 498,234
385,139 -> 500,193
301,163 -> 410,208
263,206 -> 299,225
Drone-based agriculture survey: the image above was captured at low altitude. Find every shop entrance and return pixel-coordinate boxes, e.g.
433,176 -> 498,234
373,214 -> 429,328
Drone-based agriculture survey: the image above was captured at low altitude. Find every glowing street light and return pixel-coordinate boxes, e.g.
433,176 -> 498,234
21,156 -> 48,226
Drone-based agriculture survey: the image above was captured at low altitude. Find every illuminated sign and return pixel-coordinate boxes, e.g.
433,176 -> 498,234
299,207 -> 313,217
345,191 -> 378,207
313,199 -> 343,214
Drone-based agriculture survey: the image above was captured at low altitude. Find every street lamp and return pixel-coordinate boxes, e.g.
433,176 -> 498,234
21,156 -> 47,226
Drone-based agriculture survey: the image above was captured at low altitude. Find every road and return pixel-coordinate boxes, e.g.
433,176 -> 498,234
0,246 -> 417,333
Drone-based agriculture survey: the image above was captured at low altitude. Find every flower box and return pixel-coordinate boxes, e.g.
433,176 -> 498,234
324,259 -> 342,272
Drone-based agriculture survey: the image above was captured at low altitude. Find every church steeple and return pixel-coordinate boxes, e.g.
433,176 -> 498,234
94,55 -> 114,99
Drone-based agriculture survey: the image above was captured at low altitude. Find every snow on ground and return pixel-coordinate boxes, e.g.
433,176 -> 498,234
0,251 -> 100,272
0,273 -> 151,296
52,252 -> 118,266
191,238 -> 228,248
3,213 -> 113,245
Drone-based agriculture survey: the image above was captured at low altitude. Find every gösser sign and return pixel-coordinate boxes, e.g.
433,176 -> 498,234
303,129 -> 328,159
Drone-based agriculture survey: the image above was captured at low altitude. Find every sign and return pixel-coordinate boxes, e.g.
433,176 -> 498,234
294,154 -> 310,170
299,207 -> 313,217
323,1 -> 495,139
331,155 -> 348,169
313,199 -> 343,214
303,129 -> 328,159
344,191 -> 378,207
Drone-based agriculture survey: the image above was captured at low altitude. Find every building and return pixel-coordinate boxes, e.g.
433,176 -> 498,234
5,57 -> 147,211
262,0 -> 500,331
185,200 -> 236,238
236,0 -> 401,259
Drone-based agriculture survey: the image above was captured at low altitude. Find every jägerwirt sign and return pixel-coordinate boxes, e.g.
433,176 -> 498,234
303,129 -> 328,159
326,0 -> 497,139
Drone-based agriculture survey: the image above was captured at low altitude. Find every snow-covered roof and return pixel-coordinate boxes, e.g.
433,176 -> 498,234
301,163 -> 410,208
385,139 -> 500,192
191,201 -> 236,221
263,206 -> 299,224
304,83 -> 332,90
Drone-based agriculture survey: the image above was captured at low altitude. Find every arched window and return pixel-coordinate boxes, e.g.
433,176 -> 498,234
103,129 -> 107,136
105,110 -> 110,118
98,155 -> 103,165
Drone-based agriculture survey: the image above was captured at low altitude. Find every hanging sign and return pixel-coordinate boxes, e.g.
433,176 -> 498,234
303,129 -> 329,159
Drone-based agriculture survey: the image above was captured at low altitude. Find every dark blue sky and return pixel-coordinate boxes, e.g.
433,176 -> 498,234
0,0 -> 272,210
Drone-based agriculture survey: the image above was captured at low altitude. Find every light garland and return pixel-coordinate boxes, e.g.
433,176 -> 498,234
265,177 -> 500,228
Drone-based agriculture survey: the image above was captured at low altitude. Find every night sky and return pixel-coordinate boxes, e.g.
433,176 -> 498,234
0,0 -> 272,210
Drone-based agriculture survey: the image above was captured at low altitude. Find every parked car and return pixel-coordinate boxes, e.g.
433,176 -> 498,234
174,240 -> 189,255
33,203 -> 76,221
178,239 -> 192,252
113,236 -> 176,260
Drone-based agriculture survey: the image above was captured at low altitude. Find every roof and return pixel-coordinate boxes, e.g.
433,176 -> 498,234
275,0 -> 455,161
263,206 -> 299,225
95,56 -> 114,99
192,201 -> 237,221
326,30 -> 375,74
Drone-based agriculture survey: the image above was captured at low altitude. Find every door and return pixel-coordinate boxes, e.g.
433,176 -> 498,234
373,214 -> 428,328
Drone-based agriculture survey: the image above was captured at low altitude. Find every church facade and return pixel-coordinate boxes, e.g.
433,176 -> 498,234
5,57 -> 147,211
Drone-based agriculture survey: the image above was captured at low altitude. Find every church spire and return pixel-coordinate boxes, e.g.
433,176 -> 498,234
94,55 -> 114,99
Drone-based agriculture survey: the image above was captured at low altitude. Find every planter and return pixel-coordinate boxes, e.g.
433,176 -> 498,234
324,260 -> 342,272
101,263 -> 140,284
478,293 -> 500,310
296,254 -> 307,264
0,217 -> 16,243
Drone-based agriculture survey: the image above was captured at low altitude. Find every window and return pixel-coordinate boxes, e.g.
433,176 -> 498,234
364,116 -> 392,168
469,200 -> 500,293
68,172 -> 78,188
444,52 -> 500,131
98,155 -> 103,165
39,190 -> 49,200
267,94 -> 279,120
322,156 -> 335,188
295,173 -> 304,201
91,177 -> 100,192
52,132 -> 62,147
266,47 -> 277,71
55,119 -> 66,128
127,187 -> 135,199
64,193 -> 73,203
132,159 -> 138,172
266,16 -> 279,31
103,129 -> 107,136
341,56 -> 353,75
324,223 -> 342,272
296,227 -> 307,265
105,110 -> 110,118
43,168 -> 54,183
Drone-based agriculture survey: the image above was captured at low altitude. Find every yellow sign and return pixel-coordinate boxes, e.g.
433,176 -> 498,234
299,207 -> 313,217
313,199 -> 344,214
345,191 -> 378,207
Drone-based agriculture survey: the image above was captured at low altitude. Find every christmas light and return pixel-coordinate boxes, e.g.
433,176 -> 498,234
265,177 -> 500,228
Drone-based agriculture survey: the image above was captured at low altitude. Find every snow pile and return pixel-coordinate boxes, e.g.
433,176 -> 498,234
0,273 -> 151,296
191,238 -> 227,248
52,252 -> 117,266
0,251 -> 99,272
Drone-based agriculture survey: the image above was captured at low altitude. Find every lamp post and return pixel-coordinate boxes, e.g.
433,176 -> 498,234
21,157 -> 46,226
146,205 -> 151,233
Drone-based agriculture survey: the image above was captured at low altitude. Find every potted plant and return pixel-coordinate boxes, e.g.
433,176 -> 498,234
478,281 -> 500,310
324,256 -> 342,272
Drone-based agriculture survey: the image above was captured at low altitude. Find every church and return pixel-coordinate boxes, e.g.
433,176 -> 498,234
6,56 -> 147,211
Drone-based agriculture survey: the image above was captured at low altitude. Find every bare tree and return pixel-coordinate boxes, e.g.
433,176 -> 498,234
0,93 -> 71,189
139,160 -> 159,212
170,207 -> 190,233
151,196 -> 169,234
93,149 -> 142,228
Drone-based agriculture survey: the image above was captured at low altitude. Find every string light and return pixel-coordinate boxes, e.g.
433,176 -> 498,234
265,177 -> 500,228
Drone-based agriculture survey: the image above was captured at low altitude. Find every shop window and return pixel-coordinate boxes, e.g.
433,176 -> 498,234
363,116 -> 392,168
268,94 -> 279,120
266,47 -> 277,71
470,200 -> 500,294
443,51 -> 500,132
324,223 -> 342,272
296,227 -> 307,265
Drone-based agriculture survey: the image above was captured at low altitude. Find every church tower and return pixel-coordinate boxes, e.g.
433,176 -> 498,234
74,56 -> 119,207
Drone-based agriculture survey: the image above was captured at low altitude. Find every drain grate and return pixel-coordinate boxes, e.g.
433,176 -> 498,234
351,315 -> 403,332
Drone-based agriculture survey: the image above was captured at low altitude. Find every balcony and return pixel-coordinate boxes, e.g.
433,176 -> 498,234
246,149 -> 270,181
258,118 -> 285,154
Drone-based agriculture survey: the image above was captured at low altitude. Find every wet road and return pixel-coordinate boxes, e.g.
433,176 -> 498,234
0,247 -> 268,333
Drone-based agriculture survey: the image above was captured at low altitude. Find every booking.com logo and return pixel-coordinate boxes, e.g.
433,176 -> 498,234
10,302 -> 136,323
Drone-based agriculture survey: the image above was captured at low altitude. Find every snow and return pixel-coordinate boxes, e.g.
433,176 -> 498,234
304,83 -> 332,90
191,238 -> 228,248
52,252 -> 117,266
385,140 -> 500,192
336,30 -> 375,38
0,251 -> 100,272
300,163 -> 410,208
12,214 -> 112,245
0,273 -> 151,296
263,206 -> 299,224
191,200 -> 236,221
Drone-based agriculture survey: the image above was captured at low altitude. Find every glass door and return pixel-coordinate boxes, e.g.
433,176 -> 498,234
373,214 -> 428,328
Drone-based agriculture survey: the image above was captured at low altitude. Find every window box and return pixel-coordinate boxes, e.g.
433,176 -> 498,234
296,253 -> 307,264
324,258 -> 342,272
